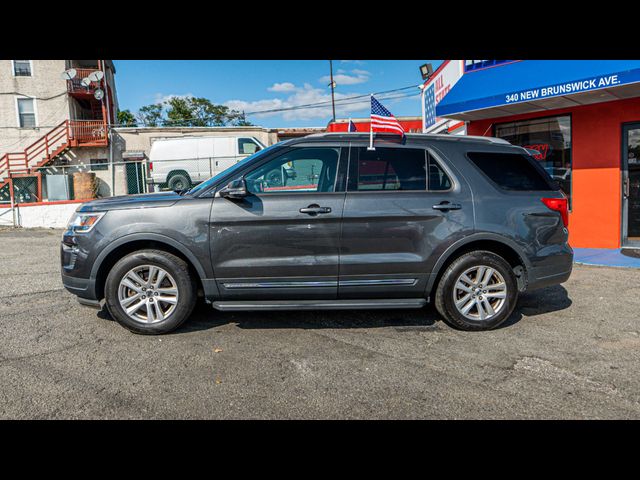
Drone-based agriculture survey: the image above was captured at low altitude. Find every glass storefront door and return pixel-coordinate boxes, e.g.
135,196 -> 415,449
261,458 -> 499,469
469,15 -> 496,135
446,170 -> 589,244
623,123 -> 640,247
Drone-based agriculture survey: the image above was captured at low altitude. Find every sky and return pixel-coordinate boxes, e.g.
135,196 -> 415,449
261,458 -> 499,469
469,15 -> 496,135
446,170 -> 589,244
113,60 -> 443,128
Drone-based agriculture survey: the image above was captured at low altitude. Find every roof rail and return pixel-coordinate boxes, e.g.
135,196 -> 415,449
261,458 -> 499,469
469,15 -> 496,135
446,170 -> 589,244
304,132 -> 512,145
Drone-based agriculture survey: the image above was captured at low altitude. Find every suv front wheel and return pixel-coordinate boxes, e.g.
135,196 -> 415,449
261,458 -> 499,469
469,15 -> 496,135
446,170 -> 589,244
434,250 -> 518,331
105,249 -> 197,334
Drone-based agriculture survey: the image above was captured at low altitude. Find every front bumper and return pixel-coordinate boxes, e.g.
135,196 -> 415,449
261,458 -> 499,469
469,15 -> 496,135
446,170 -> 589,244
61,272 -> 98,300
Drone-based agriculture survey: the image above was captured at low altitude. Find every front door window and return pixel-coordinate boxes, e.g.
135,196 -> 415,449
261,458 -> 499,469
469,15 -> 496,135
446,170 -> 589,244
245,147 -> 339,194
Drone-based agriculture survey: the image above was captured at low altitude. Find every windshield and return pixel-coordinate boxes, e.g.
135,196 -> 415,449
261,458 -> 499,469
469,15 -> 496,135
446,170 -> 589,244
187,142 -> 282,195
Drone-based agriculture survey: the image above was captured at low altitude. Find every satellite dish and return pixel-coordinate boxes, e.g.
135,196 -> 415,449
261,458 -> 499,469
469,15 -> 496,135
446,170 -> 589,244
94,88 -> 104,101
87,71 -> 104,82
61,68 -> 77,80
81,77 -> 92,87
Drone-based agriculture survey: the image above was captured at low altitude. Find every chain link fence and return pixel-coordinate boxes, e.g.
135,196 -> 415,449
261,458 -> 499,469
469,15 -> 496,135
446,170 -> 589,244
0,156 -> 250,206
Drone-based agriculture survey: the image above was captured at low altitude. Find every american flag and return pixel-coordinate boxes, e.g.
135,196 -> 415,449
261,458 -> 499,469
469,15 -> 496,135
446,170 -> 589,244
348,119 -> 357,132
424,83 -> 436,129
370,95 -> 405,136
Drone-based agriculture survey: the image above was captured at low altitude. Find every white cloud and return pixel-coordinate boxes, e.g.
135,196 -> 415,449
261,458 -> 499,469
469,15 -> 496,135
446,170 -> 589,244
340,60 -> 366,65
153,92 -> 194,104
267,82 -> 296,92
225,82 -> 370,122
319,69 -> 370,86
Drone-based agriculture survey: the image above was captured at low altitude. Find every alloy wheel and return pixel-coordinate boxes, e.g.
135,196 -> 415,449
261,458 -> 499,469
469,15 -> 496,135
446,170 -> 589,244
118,265 -> 179,324
452,265 -> 507,321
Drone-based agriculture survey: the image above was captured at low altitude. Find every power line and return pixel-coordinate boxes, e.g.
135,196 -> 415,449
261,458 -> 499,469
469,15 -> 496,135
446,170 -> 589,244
123,91 -> 420,127
135,90 -> 421,125
242,84 -> 421,115
0,91 -> 67,101
114,82 -> 423,127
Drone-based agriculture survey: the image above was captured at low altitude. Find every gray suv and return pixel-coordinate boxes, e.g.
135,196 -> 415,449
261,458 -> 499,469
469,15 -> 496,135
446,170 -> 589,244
61,133 -> 573,334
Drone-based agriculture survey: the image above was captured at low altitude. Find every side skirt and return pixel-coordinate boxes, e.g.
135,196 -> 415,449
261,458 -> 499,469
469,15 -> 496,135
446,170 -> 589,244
211,298 -> 427,311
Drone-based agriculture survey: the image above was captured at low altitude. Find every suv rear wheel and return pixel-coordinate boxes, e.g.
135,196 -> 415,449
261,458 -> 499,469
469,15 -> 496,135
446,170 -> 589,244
434,250 -> 518,331
105,249 -> 197,334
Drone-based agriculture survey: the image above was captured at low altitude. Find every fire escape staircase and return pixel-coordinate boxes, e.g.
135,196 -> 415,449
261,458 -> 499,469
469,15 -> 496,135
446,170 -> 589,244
0,119 -> 107,203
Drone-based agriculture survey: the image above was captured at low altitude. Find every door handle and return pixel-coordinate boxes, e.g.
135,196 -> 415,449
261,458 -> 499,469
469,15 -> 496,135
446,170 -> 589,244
432,201 -> 461,211
624,177 -> 630,198
300,204 -> 332,215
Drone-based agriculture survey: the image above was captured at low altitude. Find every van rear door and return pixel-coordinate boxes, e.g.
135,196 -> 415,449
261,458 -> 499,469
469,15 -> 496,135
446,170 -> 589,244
212,137 -> 237,175
195,137 -> 215,181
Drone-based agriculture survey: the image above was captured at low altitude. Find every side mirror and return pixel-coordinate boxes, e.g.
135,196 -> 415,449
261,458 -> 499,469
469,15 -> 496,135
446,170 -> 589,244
219,178 -> 248,199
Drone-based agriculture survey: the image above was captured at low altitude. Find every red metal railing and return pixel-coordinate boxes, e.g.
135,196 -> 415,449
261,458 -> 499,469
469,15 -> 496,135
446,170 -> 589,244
0,119 -> 107,182
67,68 -> 102,94
69,120 -> 107,144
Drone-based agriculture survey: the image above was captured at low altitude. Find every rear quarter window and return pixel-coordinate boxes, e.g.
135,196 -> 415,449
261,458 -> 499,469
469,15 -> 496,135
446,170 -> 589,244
467,151 -> 558,191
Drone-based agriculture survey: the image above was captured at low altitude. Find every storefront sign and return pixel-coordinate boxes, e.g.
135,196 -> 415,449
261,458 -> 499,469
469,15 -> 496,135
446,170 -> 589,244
505,74 -> 623,104
523,143 -> 551,160
423,60 -> 464,132
436,63 -> 640,117
464,60 -> 516,73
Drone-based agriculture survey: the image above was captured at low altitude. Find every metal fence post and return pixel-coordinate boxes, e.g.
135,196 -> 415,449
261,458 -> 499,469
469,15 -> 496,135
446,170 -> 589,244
143,158 -> 149,193
9,176 -> 17,228
109,127 -> 115,197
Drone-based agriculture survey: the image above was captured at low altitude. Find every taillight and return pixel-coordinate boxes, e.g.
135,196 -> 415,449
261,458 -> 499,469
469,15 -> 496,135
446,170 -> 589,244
149,162 -> 153,171
541,197 -> 569,228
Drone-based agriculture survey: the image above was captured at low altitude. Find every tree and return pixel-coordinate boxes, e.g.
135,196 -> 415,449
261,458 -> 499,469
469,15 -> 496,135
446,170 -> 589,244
135,96 -> 252,127
117,109 -> 138,127
229,110 -> 252,126
137,104 -> 163,127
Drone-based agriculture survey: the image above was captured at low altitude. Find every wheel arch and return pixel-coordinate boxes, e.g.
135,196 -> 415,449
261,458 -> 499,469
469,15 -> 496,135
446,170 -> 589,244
426,233 -> 531,298
91,233 -> 207,300
166,170 -> 192,189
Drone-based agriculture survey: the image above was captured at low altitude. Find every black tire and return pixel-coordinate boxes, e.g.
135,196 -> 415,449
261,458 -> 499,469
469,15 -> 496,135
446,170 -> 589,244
167,173 -> 191,191
434,250 -> 518,331
105,249 -> 197,335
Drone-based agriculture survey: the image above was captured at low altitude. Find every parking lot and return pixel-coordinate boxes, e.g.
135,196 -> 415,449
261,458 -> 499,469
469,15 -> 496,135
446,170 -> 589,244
1,227 -> 640,419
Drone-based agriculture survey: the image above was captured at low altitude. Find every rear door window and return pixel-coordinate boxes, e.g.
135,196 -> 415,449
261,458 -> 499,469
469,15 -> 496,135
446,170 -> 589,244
349,147 -> 427,191
467,151 -> 558,191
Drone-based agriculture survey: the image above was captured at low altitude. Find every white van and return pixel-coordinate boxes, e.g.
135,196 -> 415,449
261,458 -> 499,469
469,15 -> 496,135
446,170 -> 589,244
148,136 -> 266,190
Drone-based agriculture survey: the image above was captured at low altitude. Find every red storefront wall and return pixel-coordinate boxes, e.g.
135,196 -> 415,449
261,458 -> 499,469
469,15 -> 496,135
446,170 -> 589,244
467,97 -> 640,249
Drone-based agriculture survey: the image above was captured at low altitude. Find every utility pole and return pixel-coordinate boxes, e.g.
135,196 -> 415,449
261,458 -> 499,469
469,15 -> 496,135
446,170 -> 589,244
329,60 -> 336,122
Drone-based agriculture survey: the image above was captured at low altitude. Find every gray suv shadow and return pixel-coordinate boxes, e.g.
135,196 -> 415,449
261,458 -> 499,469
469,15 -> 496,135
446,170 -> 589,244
97,285 -> 571,333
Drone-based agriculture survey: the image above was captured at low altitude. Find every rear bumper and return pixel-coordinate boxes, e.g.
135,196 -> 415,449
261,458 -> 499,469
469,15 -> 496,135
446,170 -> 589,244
526,248 -> 574,291
527,267 -> 572,290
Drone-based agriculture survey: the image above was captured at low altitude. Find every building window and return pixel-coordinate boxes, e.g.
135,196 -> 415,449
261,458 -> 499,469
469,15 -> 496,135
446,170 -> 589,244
17,98 -> 36,128
90,159 -> 108,171
494,115 -> 572,205
13,60 -> 32,76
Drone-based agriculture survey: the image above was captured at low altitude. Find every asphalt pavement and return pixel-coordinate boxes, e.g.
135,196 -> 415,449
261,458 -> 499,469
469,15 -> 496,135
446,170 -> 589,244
1,227 -> 639,419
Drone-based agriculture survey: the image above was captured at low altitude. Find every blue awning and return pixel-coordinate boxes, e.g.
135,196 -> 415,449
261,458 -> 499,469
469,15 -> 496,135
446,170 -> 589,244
436,60 -> 640,121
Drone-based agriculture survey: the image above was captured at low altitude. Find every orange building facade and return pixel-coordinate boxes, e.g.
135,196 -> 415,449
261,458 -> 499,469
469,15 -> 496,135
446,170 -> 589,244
435,60 -> 640,249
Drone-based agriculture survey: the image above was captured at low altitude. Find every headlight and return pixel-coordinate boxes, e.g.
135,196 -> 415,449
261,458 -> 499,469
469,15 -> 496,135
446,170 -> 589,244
67,212 -> 106,233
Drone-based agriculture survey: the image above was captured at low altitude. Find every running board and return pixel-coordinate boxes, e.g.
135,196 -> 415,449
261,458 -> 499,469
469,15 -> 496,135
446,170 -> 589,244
211,298 -> 427,312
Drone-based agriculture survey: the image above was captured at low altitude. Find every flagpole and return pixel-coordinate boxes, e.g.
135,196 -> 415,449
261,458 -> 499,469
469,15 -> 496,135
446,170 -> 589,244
368,94 -> 375,150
